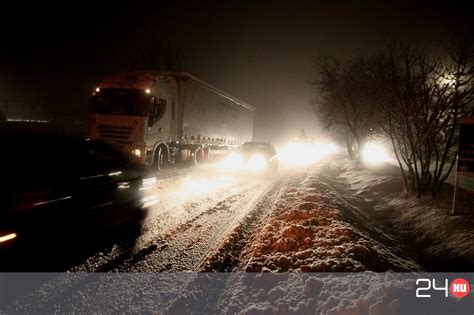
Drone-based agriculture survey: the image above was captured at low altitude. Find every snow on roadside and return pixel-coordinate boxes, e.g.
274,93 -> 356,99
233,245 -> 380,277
240,164 -> 420,273
333,158 -> 474,267
390,199 -> 474,263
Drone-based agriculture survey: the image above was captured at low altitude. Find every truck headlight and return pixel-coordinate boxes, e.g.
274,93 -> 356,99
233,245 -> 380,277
131,149 -> 142,158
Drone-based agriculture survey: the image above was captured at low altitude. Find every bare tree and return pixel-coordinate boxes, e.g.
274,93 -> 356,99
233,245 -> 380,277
310,57 -> 377,159
372,38 -> 473,197
431,34 -> 474,194
311,34 -> 473,197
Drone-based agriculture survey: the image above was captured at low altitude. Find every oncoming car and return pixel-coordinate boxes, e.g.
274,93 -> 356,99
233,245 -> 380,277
221,142 -> 278,173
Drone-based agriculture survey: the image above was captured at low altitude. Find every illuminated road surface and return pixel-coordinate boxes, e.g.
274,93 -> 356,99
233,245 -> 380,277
69,144 -> 402,272
71,163 -> 292,272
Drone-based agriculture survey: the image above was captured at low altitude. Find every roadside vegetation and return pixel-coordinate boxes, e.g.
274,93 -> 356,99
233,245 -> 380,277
311,34 -> 474,197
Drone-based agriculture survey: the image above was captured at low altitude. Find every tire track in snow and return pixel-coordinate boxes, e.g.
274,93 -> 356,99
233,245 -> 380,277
70,170 -> 256,272
116,170 -> 291,272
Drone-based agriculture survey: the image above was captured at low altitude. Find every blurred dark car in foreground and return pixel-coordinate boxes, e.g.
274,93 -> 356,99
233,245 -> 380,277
220,141 -> 278,174
0,130 -> 158,269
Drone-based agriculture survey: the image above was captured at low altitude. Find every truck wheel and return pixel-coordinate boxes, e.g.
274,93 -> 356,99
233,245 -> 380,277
154,146 -> 168,171
193,148 -> 204,165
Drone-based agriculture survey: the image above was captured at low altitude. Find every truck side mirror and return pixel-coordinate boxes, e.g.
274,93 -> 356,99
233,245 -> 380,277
156,98 -> 166,120
148,97 -> 167,127
148,97 -> 156,127
148,114 -> 154,127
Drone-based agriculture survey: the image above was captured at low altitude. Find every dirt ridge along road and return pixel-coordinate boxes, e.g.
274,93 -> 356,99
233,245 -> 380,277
161,168 -> 316,314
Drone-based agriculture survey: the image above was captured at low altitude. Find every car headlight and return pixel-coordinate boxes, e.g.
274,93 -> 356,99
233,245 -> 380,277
0,232 -> 17,244
247,154 -> 267,172
361,142 -> 389,164
220,153 -> 243,171
140,176 -> 159,208
140,176 -> 157,191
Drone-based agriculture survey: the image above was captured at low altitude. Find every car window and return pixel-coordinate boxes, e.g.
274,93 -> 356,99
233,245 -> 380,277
242,142 -> 276,155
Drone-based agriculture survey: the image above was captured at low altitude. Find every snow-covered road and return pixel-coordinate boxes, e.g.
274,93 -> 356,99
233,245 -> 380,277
4,151 -> 460,275
70,163 -> 293,272
69,156 -> 434,273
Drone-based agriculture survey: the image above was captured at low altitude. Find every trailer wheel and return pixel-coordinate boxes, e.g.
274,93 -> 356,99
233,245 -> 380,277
193,148 -> 204,165
154,146 -> 168,171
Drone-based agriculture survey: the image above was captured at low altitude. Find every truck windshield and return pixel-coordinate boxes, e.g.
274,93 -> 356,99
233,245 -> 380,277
90,89 -> 150,116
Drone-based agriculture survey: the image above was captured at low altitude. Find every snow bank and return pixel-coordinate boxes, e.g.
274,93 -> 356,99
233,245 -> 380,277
240,165 -> 419,273
333,158 -> 474,268
388,197 -> 474,264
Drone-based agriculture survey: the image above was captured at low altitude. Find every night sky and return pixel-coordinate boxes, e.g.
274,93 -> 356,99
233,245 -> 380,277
0,0 -> 472,143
